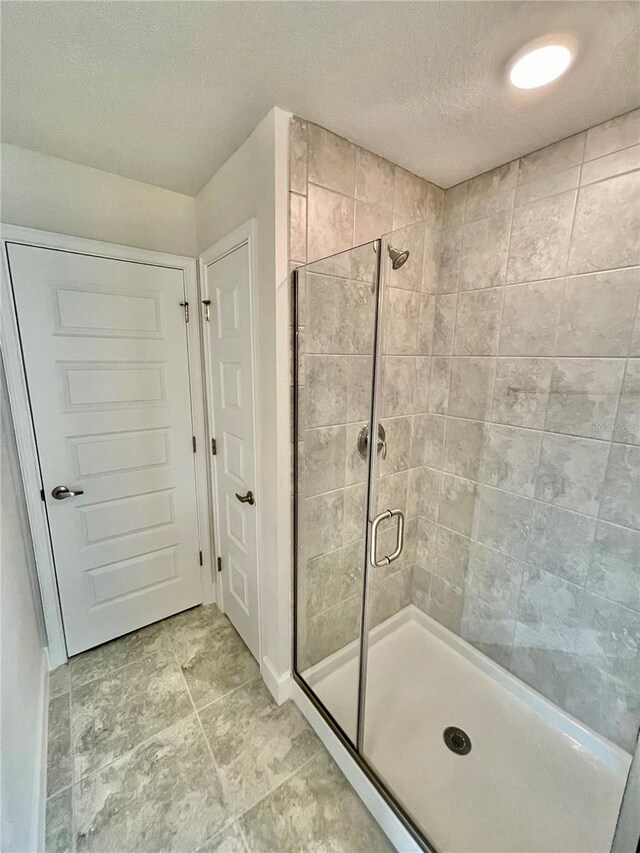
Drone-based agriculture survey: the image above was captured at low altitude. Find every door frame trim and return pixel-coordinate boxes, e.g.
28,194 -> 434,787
0,223 -> 215,668
199,219 -> 262,661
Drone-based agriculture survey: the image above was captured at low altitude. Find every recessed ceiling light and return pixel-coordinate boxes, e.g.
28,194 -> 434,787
508,37 -> 576,90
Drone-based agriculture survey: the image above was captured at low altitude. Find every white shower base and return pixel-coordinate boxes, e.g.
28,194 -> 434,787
304,605 -> 631,853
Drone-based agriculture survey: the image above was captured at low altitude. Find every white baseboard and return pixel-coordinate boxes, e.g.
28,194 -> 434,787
32,647 -> 50,852
261,655 -> 292,705
291,680 -> 420,853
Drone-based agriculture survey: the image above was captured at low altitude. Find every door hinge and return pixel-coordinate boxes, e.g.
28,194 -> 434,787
211,438 -> 217,455
199,550 -> 203,566
217,557 -> 222,573
179,301 -> 189,322
40,488 -> 45,502
192,435 -> 197,453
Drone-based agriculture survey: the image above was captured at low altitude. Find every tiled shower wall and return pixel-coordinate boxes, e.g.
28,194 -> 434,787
410,109 -> 640,751
289,117 -> 443,669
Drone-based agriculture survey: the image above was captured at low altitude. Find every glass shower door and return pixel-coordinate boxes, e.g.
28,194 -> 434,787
293,241 -> 380,745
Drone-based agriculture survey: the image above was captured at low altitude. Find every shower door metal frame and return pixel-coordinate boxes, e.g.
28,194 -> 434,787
291,250 -> 436,853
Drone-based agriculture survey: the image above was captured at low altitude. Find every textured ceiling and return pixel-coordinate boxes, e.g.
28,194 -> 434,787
2,1 -> 639,195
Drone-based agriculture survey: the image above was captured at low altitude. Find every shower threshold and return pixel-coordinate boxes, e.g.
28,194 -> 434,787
303,605 -> 631,853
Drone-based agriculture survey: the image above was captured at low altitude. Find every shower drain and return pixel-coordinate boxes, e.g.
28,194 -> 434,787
443,726 -> 472,755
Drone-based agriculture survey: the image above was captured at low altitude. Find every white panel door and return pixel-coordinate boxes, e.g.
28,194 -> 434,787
7,243 -> 203,655
205,242 -> 259,659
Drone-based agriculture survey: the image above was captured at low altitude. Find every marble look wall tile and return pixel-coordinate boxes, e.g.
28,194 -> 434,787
556,269 -> 639,357
580,144 -> 640,186
438,227 -> 462,293
518,566 -> 583,637
380,356 -> 415,416
435,526 -> 471,588
416,294 -> 435,355
535,433 -> 609,516
379,417 -> 411,476
304,355 -> 348,428
347,356 -> 375,422
509,622 -> 575,715
429,576 -> 464,633
492,357 -> 553,429
289,193 -> 307,263
72,651 -> 193,778
342,483 -> 367,545
578,593 -> 640,685
448,357 -> 495,420
355,148 -> 394,205
375,470 -> 408,520
438,473 -> 479,536
50,665 -> 70,699
45,788 -> 72,853
465,189 -> 514,224
453,288 -> 502,355
302,594 -> 361,668
305,545 -> 362,617
514,166 -> 580,207
600,443 -> 640,530
200,679 -> 321,815
413,413 -> 445,468
303,426 -> 346,496
406,466 -> 424,518
416,517 -> 437,568
527,503 -> 596,586
466,542 -> 523,617
499,279 -> 562,356
68,621 -> 169,688
239,751 -> 393,853
584,109 -> 640,161
393,167 -> 429,228
587,521 -> 640,611
164,606 -> 259,710
459,210 -> 510,291
74,716 -> 229,853
615,359 -> 640,445
289,117 -> 308,195
307,124 -> 355,196
466,160 -> 519,203
545,358 -> 626,439
302,489 -> 344,558
313,278 -> 374,355
421,467 -> 442,522
507,190 -> 576,283
443,183 -> 467,229
369,567 -> 412,627
383,288 -> 420,355
354,200 -> 393,245
306,184 -> 354,262
475,486 -> 533,559
428,356 -> 449,414
423,226 -> 441,294
518,133 -> 585,185
442,417 -> 486,480
411,565 -> 432,613
568,171 -> 640,274
47,695 -> 71,796
432,294 -> 456,355
198,823 -> 247,853
413,356 -> 431,413
426,183 -> 444,230
460,597 -> 515,669
482,424 -> 542,497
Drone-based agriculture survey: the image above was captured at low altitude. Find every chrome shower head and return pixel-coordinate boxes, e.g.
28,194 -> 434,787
388,245 -> 410,270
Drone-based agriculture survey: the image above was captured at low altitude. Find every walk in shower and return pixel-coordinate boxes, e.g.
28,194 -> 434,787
291,116 -> 639,852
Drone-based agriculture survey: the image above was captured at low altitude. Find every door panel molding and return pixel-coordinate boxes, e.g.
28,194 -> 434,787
200,219 -> 262,661
1,224 -> 214,667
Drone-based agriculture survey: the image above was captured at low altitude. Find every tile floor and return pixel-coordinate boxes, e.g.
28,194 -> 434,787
45,604 -> 393,853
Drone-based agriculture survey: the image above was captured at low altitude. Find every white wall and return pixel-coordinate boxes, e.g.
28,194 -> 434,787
1,355 -> 48,853
196,107 -> 293,694
1,143 -> 197,256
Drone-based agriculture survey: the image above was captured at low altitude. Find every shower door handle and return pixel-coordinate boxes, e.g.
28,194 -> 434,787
369,508 -> 404,568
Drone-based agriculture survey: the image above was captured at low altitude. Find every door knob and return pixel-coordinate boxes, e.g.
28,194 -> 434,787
235,490 -> 255,506
51,485 -> 84,500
